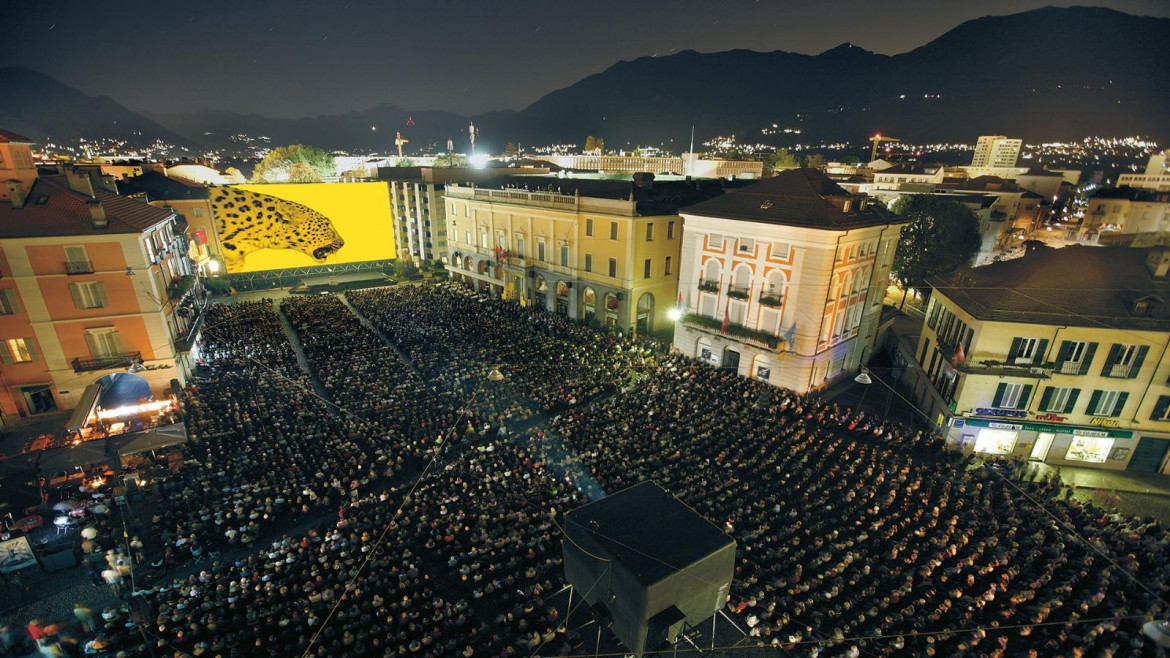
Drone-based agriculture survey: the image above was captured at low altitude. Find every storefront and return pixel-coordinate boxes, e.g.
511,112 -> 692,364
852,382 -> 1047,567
952,417 -> 1137,470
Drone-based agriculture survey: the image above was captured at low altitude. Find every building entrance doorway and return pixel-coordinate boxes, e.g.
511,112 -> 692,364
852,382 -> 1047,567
722,349 -> 741,372
1031,432 -> 1055,461
21,385 -> 57,415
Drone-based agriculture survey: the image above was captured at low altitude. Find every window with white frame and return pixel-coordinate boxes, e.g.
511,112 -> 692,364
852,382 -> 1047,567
1013,337 -> 1040,364
69,282 -> 108,309
709,233 -> 723,249
1089,390 -> 1127,417
85,328 -> 125,357
1041,386 -> 1078,413
738,238 -> 755,253
996,382 -> 1027,409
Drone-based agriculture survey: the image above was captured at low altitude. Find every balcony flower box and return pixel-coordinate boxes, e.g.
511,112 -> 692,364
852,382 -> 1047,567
697,280 -> 720,294
758,294 -> 783,308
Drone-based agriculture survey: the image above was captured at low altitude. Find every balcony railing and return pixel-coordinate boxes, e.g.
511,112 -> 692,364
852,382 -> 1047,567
727,284 -> 750,300
65,260 -> 94,275
1058,360 -> 1083,374
72,351 -> 142,373
680,313 -> 781,350
758,293 -> 783,308
697,279 -> 720,293
1108,363 -> 1133,378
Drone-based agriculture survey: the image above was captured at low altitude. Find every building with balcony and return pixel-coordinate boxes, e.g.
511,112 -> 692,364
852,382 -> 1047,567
541,154 -> 762,179
444,174 -> 731,336
970,135 -> 1022,169
905,243 -> 1170,473
0,136 -> 196,420
1082,186 -> 1170,244
1117,149 -> 1170,192
673,169 -> 908,392
116,170 -> 221,275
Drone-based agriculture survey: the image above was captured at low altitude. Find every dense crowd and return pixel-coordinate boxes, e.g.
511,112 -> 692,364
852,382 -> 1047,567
23,284 -> 1166,657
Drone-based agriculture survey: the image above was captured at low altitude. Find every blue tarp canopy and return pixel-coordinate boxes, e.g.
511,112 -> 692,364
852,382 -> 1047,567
95,373 -> 152,409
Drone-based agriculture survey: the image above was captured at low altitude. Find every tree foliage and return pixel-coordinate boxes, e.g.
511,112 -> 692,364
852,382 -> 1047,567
764,148 -> 800,174
504,142 -> 519,156
890,195 -> 982,293
584,136 -> 604,154
432,154 -> 468,168
286,162 -> 321,183
223,167 -> 246,184
804,153 -> 827,171
251,144 -> 335,183
396,157 -> 416,168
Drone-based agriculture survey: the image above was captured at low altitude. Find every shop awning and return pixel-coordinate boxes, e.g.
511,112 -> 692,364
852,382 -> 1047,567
65,383 -> 103,432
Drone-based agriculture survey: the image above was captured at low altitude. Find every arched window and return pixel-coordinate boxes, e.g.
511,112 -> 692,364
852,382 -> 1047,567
582,287 -> 597,323
636,293 -> 654,335
702,259 -> 722,287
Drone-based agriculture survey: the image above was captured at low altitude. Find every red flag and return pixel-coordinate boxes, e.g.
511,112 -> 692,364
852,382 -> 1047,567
721,306 -> 730,334
677,290 -> 684,307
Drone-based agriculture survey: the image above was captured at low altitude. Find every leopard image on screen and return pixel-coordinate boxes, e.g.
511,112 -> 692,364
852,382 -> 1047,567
211,188 -> 345,270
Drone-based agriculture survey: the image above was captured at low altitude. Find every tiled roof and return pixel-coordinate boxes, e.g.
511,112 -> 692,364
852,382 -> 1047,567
681,168 -> 904,230
0,128 -> 34,144
0,175 -> 175,238
928,244 -> 1170,331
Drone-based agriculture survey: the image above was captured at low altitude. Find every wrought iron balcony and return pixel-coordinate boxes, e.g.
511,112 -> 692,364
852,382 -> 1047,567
64,260 -> 94,275
727,284 -> 751,300
72,351 -> 142,373
697,279 -> 720,293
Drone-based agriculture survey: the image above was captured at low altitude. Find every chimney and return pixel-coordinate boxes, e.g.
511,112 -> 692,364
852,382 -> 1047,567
5,180 -> 26,209
87,198 -> 109,229
65,167 -> 95,197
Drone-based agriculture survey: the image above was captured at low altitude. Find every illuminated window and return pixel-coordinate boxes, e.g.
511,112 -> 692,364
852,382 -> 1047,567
973,428 -> 1017,455
4,338 -> 35,363
1065,436 -> 1114,463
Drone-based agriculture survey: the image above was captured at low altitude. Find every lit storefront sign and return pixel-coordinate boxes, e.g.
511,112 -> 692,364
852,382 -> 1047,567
974,408 -> 1028,418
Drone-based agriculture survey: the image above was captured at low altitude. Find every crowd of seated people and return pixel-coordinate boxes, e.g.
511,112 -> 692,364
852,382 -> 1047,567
117,287 -> 1168,657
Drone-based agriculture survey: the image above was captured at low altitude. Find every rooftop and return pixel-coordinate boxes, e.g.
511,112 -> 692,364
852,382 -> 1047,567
116,171 -> 210,201
681,168 -> 903,229
1092,186 -> 1170,203
563,481 -> 734,586
0,128 -> 34,144
455,174 -> 737,216
928,243 -> 1170,331
0,175 -> 175,238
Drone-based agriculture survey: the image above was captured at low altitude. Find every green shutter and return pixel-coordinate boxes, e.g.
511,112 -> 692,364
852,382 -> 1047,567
1087,390 -> 1103,415
1079,342 -> 1098,376
1151,395 -> 1170,421
1130,346 -> 1149,379
96,283 -> 109,308
1101,344 -> 1121,376
0,342 -> 12,364
1055,341 -> 1072,369
1112,392 -> 1129,417
69,283 -> 84,309
1018,384 -> 1034,410
84,333 -> 100,358
1008,337 -> 1023,361
1039,387 -> 1054,412
1063,389 -> 1080,414
962,327 -> 973,355
25,338 -> 38,362
1034,339 -> 1049,365
111,331 -> 126,355
992,383 -> 1007,408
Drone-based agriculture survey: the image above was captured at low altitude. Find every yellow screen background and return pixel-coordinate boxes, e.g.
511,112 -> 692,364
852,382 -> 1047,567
226,182 -> 395,273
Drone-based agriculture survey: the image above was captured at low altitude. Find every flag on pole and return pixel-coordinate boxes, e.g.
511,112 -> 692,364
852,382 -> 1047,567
721,305 -> 730,334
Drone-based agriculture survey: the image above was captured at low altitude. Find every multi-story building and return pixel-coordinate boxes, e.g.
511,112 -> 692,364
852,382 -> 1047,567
1118,150 -> 1170,192
542,154 -> 762,179
444,174 -> 728,336
116,170 -> 221,275
904,243 -> 1170,473
380,166 -> 548,263
0,134 -> 196,418
970,135 -> 1023,169
1083,186 -> 1170,243
673,169 -> 908,392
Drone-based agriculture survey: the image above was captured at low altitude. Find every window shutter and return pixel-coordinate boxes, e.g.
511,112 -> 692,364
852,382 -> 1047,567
992,383 -> 1007,408
1034,339 -> 1049,365
69,283 -> 84,309
1112,392 -> 1129,417
1079,342 -> 1098,376
1151,396 -> 1170,421
1101,344 -> 1121,376
1130,345 -> 1149,379
1055,341 -> 1073,368
85,333 -> 100,357
1039,387 -> 1054,412
1087,390 -> 1102,415
962,327 -> 973,356
97,283 -> 109,308
111,332 -> 126,355
1018,384 -> 1033,410
25,339 -> 38,362
1008,337 -> 1022,361
1063,389 -> 1080,414
0,343 -> 12,364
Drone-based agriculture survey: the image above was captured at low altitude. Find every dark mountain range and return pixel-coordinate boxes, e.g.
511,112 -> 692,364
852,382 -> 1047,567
0,67 -> 198,152
4,7 -> 1168,155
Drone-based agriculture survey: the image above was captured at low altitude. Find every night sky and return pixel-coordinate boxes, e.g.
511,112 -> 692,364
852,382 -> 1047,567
4,0 -> 1169,119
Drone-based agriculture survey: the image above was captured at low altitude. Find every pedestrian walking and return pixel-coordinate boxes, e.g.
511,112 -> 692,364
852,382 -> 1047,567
72,604 -> 95,633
